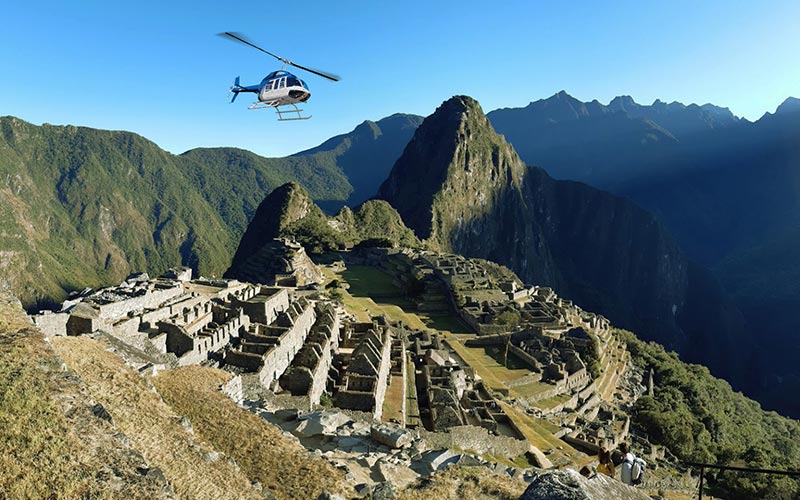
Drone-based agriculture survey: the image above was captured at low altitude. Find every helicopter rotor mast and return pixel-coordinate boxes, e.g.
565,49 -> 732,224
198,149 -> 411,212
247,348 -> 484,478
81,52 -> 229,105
218,32 -> 341,82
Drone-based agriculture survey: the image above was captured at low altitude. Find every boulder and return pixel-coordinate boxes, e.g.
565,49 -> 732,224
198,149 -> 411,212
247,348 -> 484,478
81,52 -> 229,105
517,469 -> 652,500
371,424 -> 414,449
420,449 -> 461,473
317,494 -> 346,500
376,461 -> 419,489
91,403 -> 113,425
527,445 -> 554,469
293,410 -> 351,437
372,481 -> 398,500
274,408 -> 300,421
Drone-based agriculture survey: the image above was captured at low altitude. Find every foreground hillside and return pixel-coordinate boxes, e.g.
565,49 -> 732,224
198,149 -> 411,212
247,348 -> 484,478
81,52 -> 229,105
0,292 -> 171,498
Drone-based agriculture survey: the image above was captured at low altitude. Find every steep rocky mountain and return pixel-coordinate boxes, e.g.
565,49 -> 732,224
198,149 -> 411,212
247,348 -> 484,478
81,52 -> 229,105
613,100 -> 800,415
378,95 -> 748,385
290,113 -> 424,212
226,182 -> 418,282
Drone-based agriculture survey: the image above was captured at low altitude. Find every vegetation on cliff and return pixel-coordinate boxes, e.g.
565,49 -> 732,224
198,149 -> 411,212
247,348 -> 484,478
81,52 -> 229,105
620,329 -> 800,499
228,182 -> 420,279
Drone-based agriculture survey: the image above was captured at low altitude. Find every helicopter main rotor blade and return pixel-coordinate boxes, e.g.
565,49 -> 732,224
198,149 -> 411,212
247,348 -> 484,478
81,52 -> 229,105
218,32 -> 287,64
286,61 -> 340,82
218,31 -> 341,82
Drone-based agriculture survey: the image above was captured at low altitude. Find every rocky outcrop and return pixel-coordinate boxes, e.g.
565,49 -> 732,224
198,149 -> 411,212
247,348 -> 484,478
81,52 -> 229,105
227,183 -> 420,283
377,96 -> 748,383
518,470 -> 652,500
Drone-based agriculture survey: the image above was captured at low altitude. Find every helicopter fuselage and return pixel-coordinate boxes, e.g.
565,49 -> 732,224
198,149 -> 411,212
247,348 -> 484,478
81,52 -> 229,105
257,70 -> 310,105
231,70 -> 311,106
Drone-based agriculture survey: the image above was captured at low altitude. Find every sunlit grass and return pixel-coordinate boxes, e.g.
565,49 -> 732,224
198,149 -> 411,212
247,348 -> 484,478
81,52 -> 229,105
153,366 -> 349,500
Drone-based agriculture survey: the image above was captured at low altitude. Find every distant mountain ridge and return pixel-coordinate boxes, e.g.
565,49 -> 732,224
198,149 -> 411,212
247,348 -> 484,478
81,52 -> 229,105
486,91 -> 745,188
378,95 -> 749,385
291,113 -> 423,212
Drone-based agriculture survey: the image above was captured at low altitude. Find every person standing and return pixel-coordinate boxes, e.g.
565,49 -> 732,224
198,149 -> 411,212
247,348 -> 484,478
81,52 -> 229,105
618,442 -> 646,485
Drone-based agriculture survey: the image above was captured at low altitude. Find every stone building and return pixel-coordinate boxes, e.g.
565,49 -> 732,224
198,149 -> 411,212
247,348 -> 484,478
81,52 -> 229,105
280,302 -> 342,405
333,319 -> 393,420
224,297 -> 316,389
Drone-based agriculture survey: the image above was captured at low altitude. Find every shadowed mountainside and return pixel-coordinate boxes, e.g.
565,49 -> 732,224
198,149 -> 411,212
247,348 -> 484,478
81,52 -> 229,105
378,95 -> 749,387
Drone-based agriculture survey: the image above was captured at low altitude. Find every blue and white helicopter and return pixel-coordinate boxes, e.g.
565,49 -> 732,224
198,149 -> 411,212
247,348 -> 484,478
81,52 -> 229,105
219,32 -> 340,121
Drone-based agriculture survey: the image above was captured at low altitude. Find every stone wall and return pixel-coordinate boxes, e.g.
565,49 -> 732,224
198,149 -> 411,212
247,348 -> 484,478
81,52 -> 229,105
95,283 -> 184,320
279,304 -> 341,405
256,300 -> 316,388
419,425 -> 530,458
31,311 -> 69,337
334,325 -> 393,420
232,287 -> 289,326
220,375 -> 243,404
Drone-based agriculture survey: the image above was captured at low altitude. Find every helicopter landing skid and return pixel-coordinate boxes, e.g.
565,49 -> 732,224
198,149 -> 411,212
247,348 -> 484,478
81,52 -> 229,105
247,101 -> 310,120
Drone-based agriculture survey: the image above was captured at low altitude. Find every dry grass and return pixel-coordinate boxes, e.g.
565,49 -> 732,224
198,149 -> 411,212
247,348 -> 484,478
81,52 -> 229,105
51,336 -> 263,500
383,373 -> 406,423
397,466 -> 526,500
0,295 -> 168,499
153,366 -> 351,500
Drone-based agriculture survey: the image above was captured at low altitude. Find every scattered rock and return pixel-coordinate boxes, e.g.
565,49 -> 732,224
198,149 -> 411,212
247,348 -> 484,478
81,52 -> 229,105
293,410 -> 351,437
371,424 -> 414,449
274,408 -> 300,421
317,493 -> 346,500
179,416 -> 193,435
457,454 -> 486,467
372,481 -> 397,500
421,449 -> 461,473
354,483 -> 371,497
376,461 -> 420,489
528,446 -> 554,469
91,403 -> 113,424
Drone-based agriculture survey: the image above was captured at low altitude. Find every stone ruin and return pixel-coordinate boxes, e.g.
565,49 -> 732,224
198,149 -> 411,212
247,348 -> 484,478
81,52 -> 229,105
332,318 -> 394,420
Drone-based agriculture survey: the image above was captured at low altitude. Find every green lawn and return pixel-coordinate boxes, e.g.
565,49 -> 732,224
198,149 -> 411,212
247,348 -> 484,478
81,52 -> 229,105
342,265 -> 404,297
332,264 -> 471,334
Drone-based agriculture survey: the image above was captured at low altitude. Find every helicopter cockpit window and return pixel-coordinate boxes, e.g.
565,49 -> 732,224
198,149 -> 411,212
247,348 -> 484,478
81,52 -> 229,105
286,76 -> 300,87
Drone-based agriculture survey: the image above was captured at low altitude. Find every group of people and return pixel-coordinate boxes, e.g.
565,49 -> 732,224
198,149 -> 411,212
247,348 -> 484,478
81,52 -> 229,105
579,442 -> 647,486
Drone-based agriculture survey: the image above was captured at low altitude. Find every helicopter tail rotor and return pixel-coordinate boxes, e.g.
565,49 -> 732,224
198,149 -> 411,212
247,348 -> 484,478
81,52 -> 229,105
229,76 -> 241,103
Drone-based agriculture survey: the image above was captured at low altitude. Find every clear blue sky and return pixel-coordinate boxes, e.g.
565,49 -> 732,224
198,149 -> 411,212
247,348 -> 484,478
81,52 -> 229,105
1,0 -> 798,158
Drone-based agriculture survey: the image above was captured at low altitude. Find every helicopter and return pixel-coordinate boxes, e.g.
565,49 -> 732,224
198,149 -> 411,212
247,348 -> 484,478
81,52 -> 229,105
219,32 -> 340,121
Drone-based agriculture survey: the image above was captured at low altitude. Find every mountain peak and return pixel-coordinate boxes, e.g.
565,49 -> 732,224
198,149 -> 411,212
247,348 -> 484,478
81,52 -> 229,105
228,182 -> 318,268
378,95 -> 525,245
609,95 -> 639,110
437,95 -> 484,117
776,97 -> 800,115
